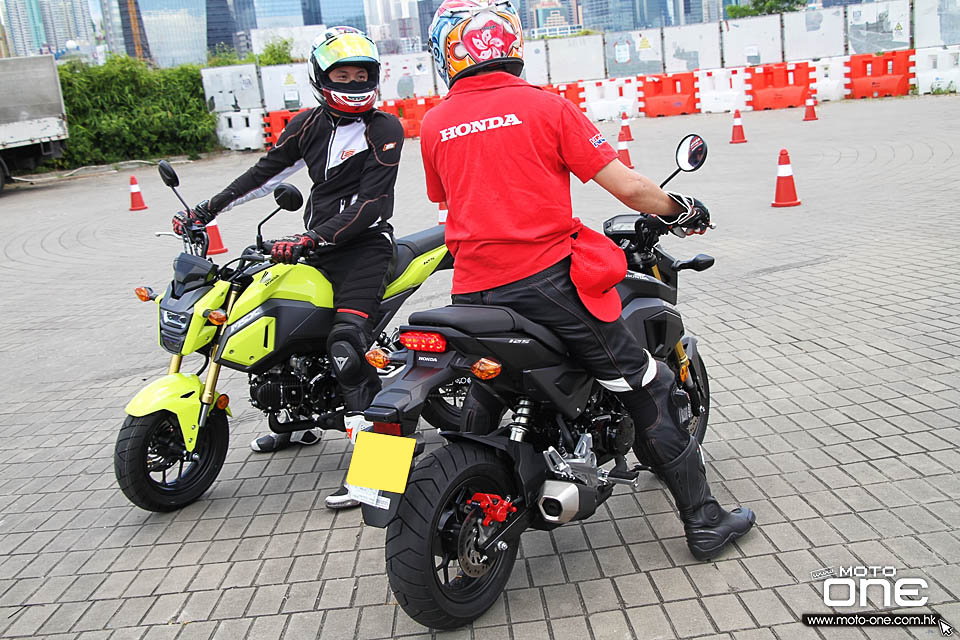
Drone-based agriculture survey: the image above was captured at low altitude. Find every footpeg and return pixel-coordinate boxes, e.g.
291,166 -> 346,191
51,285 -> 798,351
607,466 -> 640,482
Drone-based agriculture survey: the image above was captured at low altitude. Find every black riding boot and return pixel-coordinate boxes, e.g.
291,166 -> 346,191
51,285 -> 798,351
658,435 -> 756,561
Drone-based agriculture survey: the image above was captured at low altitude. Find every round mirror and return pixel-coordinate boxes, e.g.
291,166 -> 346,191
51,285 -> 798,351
273,183 -> 304,212
157,160 -> 179,187
675,134 -> 708,172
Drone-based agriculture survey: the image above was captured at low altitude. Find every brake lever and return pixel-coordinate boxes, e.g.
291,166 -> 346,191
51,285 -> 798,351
154,231 -> 179,238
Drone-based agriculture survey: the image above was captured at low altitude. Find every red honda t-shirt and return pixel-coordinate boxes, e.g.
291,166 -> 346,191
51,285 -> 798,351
421,72 -> 618,294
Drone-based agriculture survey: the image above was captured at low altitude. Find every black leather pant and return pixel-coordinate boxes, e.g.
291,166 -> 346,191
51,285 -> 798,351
453,257 -> 689,465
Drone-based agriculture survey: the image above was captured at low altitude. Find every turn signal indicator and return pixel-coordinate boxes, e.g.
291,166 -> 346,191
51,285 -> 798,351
471,358 -> 502,380
365,348 -> 391,369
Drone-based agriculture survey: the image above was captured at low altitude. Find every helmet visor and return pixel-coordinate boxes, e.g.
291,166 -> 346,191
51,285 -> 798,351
313,33 -> 379,72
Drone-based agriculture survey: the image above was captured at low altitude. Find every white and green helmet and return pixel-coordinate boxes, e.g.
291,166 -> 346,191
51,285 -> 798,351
308,26 -> 381,117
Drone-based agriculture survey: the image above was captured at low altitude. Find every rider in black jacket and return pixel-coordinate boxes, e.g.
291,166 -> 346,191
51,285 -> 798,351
174,26 -> 404,509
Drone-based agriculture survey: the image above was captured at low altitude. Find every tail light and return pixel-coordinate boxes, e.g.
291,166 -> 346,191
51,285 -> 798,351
373,422 -> 403,436
471,358 -> 502,380
399,331 -> 447,352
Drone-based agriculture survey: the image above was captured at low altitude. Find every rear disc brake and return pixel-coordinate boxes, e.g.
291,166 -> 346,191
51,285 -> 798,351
457,509 -> 497,578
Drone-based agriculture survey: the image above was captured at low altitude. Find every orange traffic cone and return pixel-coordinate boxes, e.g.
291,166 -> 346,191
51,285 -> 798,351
772,149 -> 801,208
617,138 -> 634,169
438,201 -> 448,225
618,111 -> 634,142
129,175 -> 147,211
803,93 -> 818,121
729,110 -> 747,144
206,220 -> 228,255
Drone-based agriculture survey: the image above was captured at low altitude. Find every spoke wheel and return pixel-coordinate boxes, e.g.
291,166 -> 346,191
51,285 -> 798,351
684,352 -> 710,444
386,443 -> 518,630
115,410 -> 229,512
421,377 -> 471,431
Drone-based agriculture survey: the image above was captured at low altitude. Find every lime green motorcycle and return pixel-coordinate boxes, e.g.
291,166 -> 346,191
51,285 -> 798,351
115,160 -> 463,512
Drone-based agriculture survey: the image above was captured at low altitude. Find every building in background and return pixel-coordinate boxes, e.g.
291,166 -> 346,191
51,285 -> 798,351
234,0 -> 304,30
38,0 -> 95,51
581,0 -> 635,30
116,0 -> 152,59
2,0 -> 47,55
99,0 -> 126,55
319,0 -> 364,31
366,0 -> 419,53
533,0 -> 575,29
207,0 -> 237,51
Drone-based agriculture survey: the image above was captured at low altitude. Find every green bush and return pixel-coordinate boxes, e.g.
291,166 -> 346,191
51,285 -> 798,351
206,38 -> 298,67
55,56 -> 218,169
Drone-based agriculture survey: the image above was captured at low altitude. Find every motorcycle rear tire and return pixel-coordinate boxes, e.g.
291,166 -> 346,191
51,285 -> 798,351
114,410 -> 228,512
386,442 -> 518,630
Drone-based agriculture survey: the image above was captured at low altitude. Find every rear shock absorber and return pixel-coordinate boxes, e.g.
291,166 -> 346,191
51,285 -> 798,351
508,398 -> 534,442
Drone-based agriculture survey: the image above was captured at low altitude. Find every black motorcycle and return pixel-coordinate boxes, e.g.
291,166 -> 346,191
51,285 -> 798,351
346,135 -> 715,628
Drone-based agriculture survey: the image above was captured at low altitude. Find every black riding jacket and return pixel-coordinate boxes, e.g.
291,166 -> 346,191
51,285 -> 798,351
208,107 -> 405,244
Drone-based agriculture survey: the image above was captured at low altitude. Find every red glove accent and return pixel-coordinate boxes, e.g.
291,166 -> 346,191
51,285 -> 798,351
270,234 -> 317,264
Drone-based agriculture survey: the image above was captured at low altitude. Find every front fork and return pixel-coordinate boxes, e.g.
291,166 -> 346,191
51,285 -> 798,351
647,263 -> 694,390
165,285 -> 240,428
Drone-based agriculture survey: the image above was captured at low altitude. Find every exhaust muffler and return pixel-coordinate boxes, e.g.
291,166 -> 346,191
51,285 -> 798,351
537,480 -> 599,524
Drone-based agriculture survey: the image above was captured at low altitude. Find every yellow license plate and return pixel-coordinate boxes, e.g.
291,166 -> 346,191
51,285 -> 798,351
346,431 -> 416,494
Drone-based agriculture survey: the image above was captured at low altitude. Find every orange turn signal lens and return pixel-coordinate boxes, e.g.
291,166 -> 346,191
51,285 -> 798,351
365,347 -> 391,369
206,309 -> 228,325
471,357 -> 502,380
135,287 -> 152,302
215,394 -> 230,410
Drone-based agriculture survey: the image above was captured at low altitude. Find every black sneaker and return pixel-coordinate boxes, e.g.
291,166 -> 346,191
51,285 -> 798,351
250,429 -> 321,453
325,485 -> 360,509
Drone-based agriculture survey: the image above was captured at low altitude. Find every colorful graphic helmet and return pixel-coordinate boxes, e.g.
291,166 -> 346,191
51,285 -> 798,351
429,0 -> 524,88
308,26 -> 381,118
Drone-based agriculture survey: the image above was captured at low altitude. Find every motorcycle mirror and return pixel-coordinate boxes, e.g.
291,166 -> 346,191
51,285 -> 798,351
274,183 -> 303,211
675,134 -> 708,172
157,160 -> 179,187
673,253 -> 715,272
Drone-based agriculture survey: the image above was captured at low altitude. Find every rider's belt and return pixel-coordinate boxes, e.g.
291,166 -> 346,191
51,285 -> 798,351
491,257 -> 571,292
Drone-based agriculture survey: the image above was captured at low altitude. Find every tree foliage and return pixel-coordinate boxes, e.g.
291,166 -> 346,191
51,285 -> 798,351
205,38 -> 298,67
725,0 -> 805,18
55,56 -> 217,168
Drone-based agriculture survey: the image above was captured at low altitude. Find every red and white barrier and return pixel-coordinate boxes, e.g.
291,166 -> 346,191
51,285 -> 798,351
914,45 -> 960,94
696,68 -> 751,113
812,56 -> 853,101
581,77 -> 642,120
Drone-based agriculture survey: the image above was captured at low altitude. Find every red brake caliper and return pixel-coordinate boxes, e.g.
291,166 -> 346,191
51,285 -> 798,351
469,493 -> 517,527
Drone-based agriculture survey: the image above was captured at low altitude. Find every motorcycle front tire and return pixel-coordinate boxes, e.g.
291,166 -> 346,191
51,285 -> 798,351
114,410 -> 228,512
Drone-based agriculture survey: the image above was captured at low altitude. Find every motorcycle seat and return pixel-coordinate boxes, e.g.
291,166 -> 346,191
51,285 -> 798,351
391,225 -> 447,280
408,304 -> 567,355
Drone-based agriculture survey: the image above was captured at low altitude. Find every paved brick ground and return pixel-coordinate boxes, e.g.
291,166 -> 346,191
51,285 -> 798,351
0,95 -> 958,640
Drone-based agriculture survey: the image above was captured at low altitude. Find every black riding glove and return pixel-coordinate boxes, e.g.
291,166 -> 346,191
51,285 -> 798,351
270,232 -> 322,264
662,192 -> 711,237
172,200 -> 216,236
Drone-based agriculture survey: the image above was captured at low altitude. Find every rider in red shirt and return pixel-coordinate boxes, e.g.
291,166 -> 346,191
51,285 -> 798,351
423,0 -> 754,561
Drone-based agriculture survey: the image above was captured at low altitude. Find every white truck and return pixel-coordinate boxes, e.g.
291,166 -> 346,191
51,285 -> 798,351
0,55 -> 69,193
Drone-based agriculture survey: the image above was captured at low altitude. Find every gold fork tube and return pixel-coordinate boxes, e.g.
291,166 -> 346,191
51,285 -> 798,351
168,354 -> 183,374
200,288 -> 239,405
